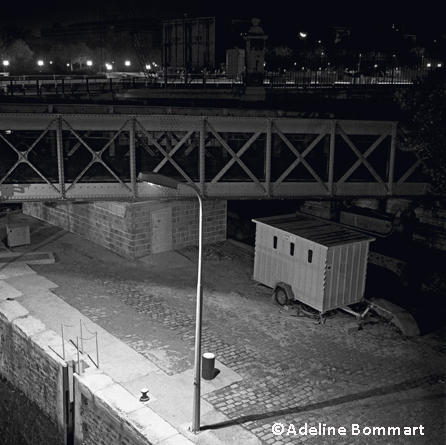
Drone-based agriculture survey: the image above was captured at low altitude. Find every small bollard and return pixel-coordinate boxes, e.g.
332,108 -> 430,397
202,352 -> 216,380
139,388 -> 150,402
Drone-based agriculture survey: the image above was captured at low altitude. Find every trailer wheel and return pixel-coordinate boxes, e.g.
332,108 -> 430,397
274,287 -> 289,306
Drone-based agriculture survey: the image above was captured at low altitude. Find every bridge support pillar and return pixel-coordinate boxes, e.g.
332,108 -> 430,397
23,200 -> 227,259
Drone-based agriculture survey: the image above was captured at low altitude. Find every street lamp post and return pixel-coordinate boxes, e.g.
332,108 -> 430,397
137,171 -> 203,433
3,60 -> 9,73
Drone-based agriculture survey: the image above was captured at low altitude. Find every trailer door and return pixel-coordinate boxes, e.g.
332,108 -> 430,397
292,240 -> 327,312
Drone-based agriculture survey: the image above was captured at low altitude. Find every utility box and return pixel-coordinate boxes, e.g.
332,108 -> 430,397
252,212 -> 375,314
6,223 -> 30,247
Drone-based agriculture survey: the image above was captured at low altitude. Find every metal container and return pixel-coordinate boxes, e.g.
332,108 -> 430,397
252,212 -> 375,314
6,223 -> 30,248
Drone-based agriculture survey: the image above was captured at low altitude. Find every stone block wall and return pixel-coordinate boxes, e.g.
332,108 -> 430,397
23,201 -> 136,257
171,200 -> 227,250
23,200 -> 227,259
74,371 -> 186,445
0,299 -> 67,444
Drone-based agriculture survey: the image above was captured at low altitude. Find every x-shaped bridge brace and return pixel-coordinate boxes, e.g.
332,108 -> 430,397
0,114 -> 427,201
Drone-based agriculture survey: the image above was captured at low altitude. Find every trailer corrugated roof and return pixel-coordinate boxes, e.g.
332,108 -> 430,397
253,213 -> 375,247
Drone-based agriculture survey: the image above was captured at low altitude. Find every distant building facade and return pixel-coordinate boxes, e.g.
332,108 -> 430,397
162,17 -> 253,72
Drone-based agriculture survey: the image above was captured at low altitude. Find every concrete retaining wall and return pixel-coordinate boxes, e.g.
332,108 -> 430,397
74,371 -> 186,445
23,200 -> 227,259
0,299 -> 190,445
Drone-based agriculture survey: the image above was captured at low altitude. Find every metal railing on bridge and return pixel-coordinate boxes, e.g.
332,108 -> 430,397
0,55 -> 443,98
0,112 -> 428,202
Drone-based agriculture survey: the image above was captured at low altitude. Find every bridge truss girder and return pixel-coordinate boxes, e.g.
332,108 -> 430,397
0,113 -> 428,202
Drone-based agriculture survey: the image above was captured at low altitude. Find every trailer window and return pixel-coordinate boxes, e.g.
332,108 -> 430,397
273,236 -> 278,249
308,249 -> 313,263
290,242 -> 295,256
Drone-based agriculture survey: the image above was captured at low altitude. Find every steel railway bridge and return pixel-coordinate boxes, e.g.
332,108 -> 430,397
0,109 -> 428,202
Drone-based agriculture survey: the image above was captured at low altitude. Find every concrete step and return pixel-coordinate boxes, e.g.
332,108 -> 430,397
0,251 -> 55,265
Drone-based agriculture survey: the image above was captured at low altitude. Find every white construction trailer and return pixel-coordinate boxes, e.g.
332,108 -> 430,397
252,212 -> 375,315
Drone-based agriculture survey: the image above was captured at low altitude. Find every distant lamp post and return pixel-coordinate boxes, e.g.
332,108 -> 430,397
137,171 -> 204,434
106,63 -> 113,71
125,60 -> 131,71
87,60 -> 92,67
3,60 -> 9,73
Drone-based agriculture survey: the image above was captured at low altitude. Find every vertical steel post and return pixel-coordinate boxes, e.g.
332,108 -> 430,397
328,120 -> 336,195
388,122 -> 397,195
56,116 -> 65,199
129,116 -> 137,198
265,119 -> 272,196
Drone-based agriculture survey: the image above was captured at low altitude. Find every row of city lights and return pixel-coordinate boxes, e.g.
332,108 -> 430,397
2,60 -> 158,70
1,58 -> 441,71
104,62 -> 158,70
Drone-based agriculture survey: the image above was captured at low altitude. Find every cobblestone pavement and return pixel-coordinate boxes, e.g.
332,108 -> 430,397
21,222 -> 446,445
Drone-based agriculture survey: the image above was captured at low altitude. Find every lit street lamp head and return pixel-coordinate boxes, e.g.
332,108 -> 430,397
137,171 -> 181,190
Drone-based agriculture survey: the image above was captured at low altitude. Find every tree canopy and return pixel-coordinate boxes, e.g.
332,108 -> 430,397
0,36 -> 33,69
395,68 -> 446,196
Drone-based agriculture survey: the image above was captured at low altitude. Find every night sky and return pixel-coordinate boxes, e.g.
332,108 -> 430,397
0,0 -> 443,34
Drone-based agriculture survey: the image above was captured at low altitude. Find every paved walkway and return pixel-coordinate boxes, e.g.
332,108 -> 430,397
1,213 -> 445,444
0,249 -> 257,443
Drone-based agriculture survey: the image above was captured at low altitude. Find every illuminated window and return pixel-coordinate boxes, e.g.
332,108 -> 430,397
308,249 -> 313,263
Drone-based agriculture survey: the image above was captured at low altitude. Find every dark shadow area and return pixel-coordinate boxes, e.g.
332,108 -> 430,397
366,239 -> 446,336
200,375 -> 445,431
29,226 -> 66,245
